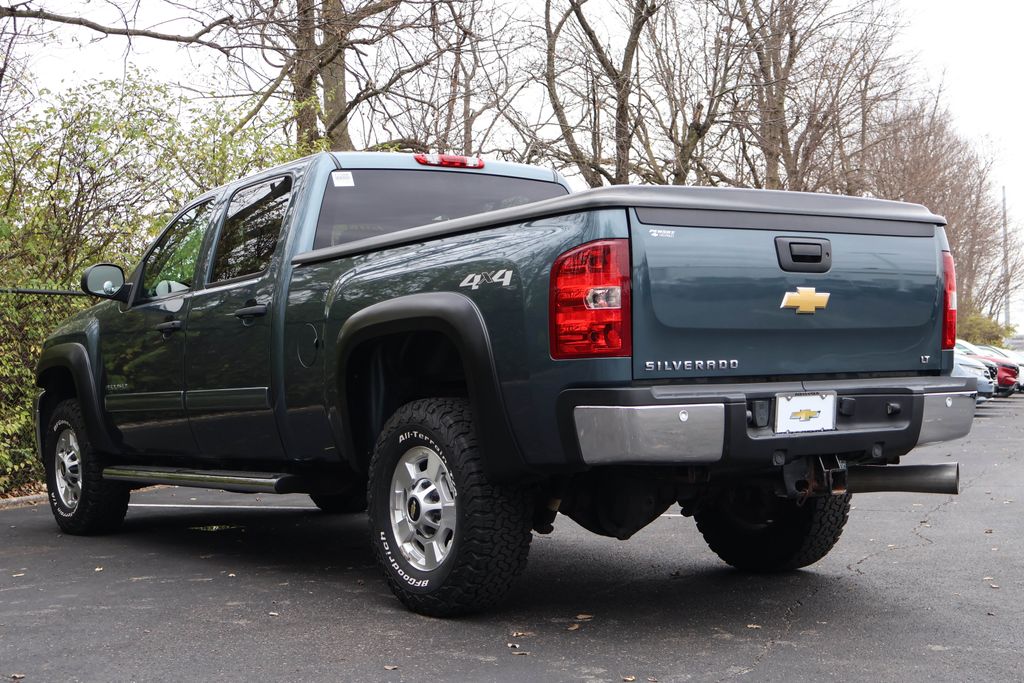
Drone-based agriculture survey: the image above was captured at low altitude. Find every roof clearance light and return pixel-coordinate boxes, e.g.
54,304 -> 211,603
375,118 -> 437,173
414,153 -> 485,169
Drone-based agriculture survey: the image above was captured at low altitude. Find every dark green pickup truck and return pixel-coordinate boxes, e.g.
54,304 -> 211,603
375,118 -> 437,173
35,152 -> 973,615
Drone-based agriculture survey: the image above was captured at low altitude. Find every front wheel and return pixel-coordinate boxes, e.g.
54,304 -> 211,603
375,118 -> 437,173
695,488 -> 851,572
367,398 -> 532,617
42,399 -> 130,535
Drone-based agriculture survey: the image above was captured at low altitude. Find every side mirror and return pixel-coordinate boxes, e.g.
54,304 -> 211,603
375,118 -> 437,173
81,263 -> 130,302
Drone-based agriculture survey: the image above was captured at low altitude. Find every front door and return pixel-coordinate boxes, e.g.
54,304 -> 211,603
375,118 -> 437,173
184,175 -> 292,460
99,200 -> 215,455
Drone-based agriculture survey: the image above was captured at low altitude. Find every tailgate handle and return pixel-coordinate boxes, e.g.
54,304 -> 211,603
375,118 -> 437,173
776,237 -> 831,273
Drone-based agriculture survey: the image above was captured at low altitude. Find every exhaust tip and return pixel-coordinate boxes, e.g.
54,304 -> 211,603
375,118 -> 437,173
847,462 -> 960,495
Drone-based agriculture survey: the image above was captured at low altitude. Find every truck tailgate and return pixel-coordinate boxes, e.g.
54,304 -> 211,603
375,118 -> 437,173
630,210 -> 944,380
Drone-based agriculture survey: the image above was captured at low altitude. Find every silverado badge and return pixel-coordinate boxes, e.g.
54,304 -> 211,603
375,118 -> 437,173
780,287 -> 830,314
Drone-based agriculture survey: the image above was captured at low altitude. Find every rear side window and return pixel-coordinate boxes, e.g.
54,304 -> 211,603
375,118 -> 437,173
312,169 -> 568,250
210,176 -> 292,282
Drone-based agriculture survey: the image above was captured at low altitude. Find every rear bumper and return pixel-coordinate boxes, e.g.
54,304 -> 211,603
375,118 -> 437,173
564,377 -> 975,468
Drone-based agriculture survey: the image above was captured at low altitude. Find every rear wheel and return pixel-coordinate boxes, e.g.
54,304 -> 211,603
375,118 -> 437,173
695,487 -> 850,572
367,398 -> 532,617
42,399 -> 130,535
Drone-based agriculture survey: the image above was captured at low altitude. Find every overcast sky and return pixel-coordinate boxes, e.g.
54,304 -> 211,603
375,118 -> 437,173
896,0 -> 1024,324
25,0 -> 1024,324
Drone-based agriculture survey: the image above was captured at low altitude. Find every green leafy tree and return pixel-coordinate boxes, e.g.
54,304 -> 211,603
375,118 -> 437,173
0,70 -> 295,494
957,312 -> 1015,347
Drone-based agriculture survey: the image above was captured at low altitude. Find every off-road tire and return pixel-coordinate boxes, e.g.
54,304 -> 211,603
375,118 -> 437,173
42,399 -> 130,535
695,489 -> 851,572
310,492 -> 367,514
368,398 -> 532,617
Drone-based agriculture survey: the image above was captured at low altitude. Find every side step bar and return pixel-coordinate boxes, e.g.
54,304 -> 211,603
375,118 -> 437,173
102,465 -> 331,494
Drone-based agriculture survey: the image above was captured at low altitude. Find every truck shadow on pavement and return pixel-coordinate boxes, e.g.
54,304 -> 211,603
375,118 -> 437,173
108,505 -> 880,626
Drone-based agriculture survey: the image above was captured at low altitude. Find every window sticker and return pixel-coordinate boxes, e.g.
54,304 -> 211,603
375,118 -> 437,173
331,171 -> 355,187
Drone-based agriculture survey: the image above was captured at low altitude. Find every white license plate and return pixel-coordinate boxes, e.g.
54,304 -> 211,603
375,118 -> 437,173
774,392 -> 837,434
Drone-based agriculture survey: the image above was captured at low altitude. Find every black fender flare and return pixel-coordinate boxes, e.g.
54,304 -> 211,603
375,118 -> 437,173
35,342 -> 117,453
331,292 -> 529,482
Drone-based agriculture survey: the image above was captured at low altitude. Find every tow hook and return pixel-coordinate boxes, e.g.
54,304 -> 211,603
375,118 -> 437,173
783,455 -> 848,499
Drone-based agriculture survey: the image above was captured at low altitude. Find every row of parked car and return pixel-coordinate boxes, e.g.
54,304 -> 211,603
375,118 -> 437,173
953,339 -> 1022,403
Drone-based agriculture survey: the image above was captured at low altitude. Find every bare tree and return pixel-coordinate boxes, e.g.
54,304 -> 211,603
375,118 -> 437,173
864,96 -> 1024,316
533,0 -> 660,186
1,1 -> 442,150
727,0 -> 905,191
630,0 -> 745,185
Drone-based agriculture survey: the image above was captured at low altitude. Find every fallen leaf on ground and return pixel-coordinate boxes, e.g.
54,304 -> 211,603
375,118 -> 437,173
648,678 -> 659,682
510,631 -> 534,638
511,651 -> 530,656
746,624 -> 762,629
623,676 -> 637,682
576,613 -> 593,621
11,675 -> 26,681
983,576 -> 994,580
268,611 -> 280,616
94,567 -> 103,572
11,574 -> 24,578
384,665 -> 399,671
985,529 -> 993,534
990,584 -> 1000,589
507,643 -> 520,649
567,623 -> 580,631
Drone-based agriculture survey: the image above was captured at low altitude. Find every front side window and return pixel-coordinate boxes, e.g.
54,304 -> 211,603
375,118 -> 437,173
210,176 -> 292,283
139,201 -> 214,300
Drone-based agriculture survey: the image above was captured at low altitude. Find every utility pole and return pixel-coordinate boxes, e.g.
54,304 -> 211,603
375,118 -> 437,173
1003,186 -> 1011,327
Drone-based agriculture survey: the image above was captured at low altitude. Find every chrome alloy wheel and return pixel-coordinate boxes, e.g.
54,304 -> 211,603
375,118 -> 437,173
390,445 -> 457,571
54,428 -> 82,510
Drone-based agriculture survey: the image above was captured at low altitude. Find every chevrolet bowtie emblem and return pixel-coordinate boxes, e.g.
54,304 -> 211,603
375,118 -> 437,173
791,409 -> 821,422
781,287 -> 830,314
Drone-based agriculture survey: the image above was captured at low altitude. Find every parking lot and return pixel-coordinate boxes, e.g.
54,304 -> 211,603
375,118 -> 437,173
1,397 -> 1021,682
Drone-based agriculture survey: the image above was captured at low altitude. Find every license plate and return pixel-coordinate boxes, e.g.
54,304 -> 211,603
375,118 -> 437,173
774,392 -> 837,434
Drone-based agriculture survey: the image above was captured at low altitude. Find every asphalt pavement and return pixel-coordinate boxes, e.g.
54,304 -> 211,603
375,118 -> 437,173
1,397 -> 1021,682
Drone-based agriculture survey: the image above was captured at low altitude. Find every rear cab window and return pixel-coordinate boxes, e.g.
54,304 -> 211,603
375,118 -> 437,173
312,169 -> 568,250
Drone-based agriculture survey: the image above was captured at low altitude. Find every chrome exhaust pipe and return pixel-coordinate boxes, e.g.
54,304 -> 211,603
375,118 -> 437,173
846,462 -> 959,495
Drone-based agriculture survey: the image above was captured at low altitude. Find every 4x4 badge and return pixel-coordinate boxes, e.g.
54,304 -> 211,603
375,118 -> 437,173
781,287 -> 830,314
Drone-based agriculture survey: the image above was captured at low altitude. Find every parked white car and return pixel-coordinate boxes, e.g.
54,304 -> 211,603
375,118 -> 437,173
953,352 -> 994,403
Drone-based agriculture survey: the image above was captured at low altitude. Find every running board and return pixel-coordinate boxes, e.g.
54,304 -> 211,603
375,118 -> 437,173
102,466 -> 328,494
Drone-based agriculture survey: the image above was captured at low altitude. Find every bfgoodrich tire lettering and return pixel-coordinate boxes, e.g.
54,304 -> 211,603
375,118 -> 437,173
367,398 -> 532,617
42,399 -> 130,535
695,488 -> 851,572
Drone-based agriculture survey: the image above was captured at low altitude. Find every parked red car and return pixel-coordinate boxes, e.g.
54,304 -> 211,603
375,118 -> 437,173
955,339 -> 1019,396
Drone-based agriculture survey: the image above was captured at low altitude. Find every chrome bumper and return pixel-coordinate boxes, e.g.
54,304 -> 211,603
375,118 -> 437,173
573,404 -> 725,465
572,389 -> 975,466
916,391 -> 975,446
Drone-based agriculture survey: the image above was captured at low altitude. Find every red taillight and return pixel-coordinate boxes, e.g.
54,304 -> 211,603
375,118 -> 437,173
942,251 -> 957,350
413,153 -> 485,169
550,239 -> 631,359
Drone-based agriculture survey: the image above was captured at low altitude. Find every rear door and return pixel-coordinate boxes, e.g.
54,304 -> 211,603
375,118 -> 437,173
184,175 -> 293,460
630,208 -> 944,381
